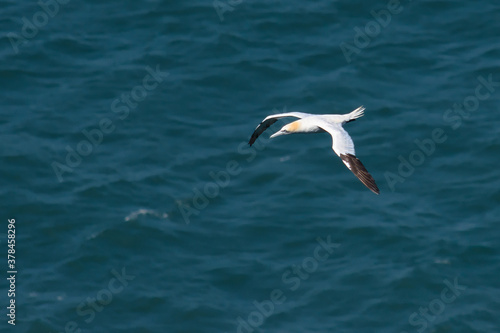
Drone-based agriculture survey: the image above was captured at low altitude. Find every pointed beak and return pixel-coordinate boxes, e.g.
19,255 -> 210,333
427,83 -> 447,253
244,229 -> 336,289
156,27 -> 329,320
270,130 -> 284,139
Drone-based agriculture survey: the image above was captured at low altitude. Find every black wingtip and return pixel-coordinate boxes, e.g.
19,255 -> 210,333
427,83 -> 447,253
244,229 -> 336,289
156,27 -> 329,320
340,153 -> 380,195
248,132 -> 259,146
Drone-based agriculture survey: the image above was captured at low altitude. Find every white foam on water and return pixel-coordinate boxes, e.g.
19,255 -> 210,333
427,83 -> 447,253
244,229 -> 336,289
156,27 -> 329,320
124,209 -> 169,222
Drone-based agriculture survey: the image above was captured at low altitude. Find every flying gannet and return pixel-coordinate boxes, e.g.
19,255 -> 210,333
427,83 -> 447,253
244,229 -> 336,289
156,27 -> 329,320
248,106 -> 380,194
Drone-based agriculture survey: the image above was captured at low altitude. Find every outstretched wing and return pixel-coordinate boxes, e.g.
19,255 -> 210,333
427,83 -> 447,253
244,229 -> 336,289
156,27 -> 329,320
338,153 -> 380,195
248,112 -> 310,146
315,120 -> 380,195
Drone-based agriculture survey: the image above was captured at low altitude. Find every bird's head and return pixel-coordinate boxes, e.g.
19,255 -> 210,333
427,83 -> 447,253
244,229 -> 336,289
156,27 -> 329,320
270,121 -> 300,138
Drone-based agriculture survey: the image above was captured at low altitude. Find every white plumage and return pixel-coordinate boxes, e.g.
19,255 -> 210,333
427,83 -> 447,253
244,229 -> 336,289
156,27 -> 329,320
248,106 -> 379,194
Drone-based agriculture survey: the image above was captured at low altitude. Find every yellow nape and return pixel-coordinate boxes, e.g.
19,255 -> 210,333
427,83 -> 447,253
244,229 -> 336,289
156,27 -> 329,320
286,120 -> 300,132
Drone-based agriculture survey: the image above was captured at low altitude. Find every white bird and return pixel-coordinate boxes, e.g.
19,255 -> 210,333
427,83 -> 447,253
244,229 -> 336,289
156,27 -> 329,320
248,106 -> 380,194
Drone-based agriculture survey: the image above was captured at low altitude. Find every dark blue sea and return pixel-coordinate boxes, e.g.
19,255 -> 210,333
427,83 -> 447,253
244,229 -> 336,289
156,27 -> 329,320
1,0 -> 500,332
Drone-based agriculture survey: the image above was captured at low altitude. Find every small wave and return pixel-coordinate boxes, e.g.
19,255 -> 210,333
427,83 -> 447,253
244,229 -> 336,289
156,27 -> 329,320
433,258 -> 451,265
124,209 -> 169,222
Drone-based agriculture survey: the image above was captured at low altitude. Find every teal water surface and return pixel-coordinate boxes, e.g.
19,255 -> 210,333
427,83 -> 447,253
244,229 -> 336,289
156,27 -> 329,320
1,0 -> 500,332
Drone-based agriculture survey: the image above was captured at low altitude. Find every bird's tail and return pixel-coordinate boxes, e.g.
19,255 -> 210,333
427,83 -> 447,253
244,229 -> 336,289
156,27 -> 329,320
347,106 -> 365,121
